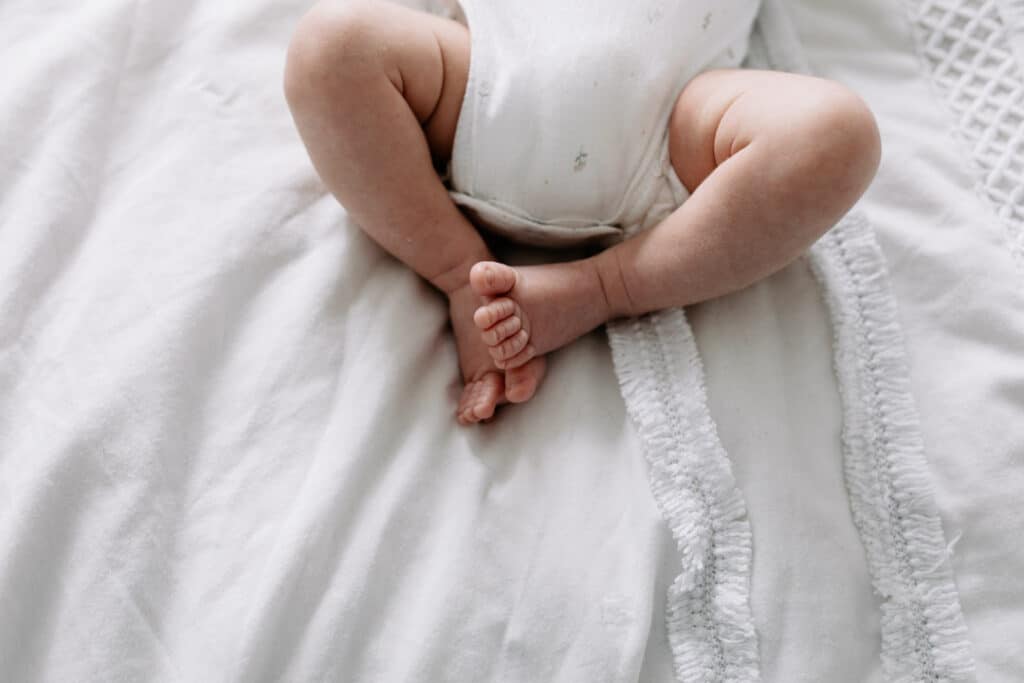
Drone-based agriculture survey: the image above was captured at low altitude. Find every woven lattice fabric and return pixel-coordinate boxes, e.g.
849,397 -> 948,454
908,0 -> 1024,272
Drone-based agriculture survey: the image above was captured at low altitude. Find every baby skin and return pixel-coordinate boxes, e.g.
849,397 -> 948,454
284,1 -> 881,424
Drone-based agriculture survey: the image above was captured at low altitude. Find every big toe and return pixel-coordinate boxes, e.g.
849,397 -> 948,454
470,261 -> 518,299
505,356 -> 547,404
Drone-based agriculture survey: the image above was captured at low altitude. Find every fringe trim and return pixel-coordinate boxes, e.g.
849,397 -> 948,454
607,311 -> 759,683
807,217 -> 976,682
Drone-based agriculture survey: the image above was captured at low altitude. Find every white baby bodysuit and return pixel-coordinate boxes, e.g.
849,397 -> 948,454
448,0 -> 761,247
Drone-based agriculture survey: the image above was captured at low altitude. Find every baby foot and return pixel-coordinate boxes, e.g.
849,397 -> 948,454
448,283 -> 507,425
469,259 -> 610,380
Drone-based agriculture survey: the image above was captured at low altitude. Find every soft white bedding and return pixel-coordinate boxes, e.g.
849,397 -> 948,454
0,0 -> 1021,681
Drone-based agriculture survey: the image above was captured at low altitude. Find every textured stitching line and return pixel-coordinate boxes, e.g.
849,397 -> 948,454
808,216 -> 976,682
645,318 -> 727,679
608,309 -> 758,683
832,227 -> 937,677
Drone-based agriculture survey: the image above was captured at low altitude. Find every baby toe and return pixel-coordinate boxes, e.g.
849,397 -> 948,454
457,380 -> 485,424
481,315 -> 522,347
500,343 -> 536,370
457,396 -> 476,425
472,396 -> 496,421
474,298 -> 517,329
459,373 -> 503,424
489,328 -> 529,362
457,401 -> 476,425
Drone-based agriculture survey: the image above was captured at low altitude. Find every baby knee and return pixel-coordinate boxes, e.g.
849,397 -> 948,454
284,0 -> 385,105
809,84 -> 882,191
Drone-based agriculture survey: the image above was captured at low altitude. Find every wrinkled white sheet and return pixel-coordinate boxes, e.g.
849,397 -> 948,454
0,0 -> 1021,681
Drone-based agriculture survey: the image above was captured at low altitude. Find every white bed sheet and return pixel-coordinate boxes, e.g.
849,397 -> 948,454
0,0 -> 1020,681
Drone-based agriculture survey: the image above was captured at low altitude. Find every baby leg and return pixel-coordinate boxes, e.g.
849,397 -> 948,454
594,68 -> 882,315
284,1 -> 544,423
471,69 -> 880,365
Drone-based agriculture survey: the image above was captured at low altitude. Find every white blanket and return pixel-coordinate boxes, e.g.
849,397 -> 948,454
0,0 -> 1021,681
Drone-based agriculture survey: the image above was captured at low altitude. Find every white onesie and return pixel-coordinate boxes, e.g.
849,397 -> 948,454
448,0 -> 761,247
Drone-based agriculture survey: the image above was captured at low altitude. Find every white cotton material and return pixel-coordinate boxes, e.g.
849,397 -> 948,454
448,0 -> 760,246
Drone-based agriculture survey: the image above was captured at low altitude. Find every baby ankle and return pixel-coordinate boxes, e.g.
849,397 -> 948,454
430,252 -> 491,298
